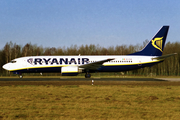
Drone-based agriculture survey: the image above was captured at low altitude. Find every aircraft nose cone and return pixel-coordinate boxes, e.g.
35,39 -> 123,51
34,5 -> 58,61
2,64 -> 10,70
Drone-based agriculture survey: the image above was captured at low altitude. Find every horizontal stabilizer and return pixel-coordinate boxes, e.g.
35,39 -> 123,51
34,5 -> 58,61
152,53 -> 177,60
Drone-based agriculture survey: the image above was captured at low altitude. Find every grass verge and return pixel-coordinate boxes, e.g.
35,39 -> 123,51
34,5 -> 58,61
0,84 -> 180,119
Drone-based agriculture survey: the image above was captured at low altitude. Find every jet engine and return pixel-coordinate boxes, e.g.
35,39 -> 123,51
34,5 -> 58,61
61,66 -> 83,76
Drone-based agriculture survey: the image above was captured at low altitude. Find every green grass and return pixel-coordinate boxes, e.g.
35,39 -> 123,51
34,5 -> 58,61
0,85 -> 180,119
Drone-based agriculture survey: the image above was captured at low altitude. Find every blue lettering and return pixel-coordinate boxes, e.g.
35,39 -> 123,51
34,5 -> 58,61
78,58 -> 80,64
34,58 -> 42,65
51,58 -> 59,65
60,58 -> 68,64
69,58 -> 77,64
43,58 -> 51,65
33,57 -> 90,65
82,58 -> 89,64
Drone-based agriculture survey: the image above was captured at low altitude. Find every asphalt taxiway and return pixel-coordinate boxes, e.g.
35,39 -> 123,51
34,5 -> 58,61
0,77 -> 166,81
0,77 -> 180,86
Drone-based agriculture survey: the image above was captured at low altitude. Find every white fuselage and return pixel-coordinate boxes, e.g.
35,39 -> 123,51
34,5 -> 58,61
2,55 -> 162,73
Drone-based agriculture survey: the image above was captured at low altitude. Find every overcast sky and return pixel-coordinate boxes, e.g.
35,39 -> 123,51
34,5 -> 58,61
1,0 -> 180,49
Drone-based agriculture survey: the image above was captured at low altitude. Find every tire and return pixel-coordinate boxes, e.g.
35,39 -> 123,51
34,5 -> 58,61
19,75 -> 23,78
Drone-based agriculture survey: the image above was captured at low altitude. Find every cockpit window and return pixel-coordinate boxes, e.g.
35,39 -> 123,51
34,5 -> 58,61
10,60 -> 16,63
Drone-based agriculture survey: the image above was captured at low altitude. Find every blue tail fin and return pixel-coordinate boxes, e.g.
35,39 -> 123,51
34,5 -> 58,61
130,26 -> 169,56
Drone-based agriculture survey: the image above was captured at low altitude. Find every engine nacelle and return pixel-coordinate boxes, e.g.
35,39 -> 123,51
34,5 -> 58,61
61,66 -> 82,76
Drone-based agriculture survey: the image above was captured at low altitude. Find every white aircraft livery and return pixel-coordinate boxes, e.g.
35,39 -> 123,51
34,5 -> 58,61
2,26 -> 176,78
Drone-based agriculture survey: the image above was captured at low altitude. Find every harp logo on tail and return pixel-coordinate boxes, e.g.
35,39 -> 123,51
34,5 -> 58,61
151,37 -> 163,52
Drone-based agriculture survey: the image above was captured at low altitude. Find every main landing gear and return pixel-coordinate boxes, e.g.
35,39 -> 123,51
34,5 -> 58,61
19,75 -> 23,78
85,72 -> 91,78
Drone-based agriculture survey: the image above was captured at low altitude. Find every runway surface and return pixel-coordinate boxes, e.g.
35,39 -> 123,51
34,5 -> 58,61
0,77 -> 166,81
0,77 -> 180,86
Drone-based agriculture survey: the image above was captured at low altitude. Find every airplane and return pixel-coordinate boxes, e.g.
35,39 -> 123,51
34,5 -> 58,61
2,26 -> 176,78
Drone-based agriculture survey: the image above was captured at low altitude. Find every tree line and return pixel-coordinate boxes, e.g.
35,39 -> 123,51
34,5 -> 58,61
0,41 -> 179,76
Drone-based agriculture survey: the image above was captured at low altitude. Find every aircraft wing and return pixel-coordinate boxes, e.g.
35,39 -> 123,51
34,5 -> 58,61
152,53 -> 177,60
79,58 -> 114,70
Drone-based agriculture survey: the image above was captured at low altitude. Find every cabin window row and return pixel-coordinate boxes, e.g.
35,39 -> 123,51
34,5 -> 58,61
38,60 -> 133,63
89,61 -> 133,63
109,61 -> 133,63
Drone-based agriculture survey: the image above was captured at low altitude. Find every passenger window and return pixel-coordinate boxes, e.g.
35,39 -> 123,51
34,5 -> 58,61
10,61 -> 16,63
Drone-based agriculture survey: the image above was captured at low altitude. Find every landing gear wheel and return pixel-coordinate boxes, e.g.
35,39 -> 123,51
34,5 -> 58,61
19,75 -> 23,78
85,73 -> 91,78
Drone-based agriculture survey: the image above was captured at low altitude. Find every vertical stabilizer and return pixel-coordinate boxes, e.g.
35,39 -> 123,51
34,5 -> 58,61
130,26 -> 169,56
